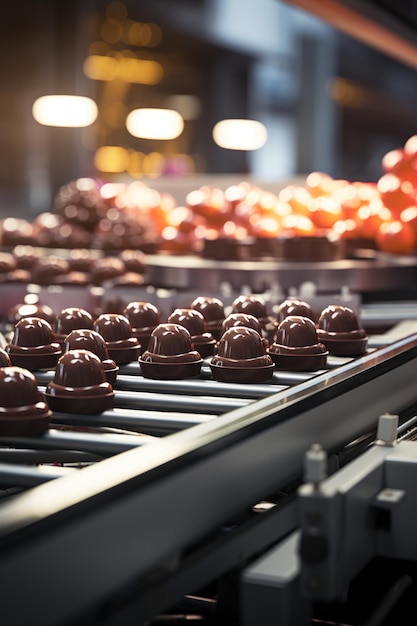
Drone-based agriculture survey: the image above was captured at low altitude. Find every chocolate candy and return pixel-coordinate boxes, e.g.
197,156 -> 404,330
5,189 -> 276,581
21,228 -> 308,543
44,349 -> 114,414
0,366 -> 51,435
168,308 -> 216,358
63,329 -> 119,385
275,298 -> 315,325
221,313 -> 269,350
93,313 -> 140,365
123,301 -> 161,353
139,323 -> 203,379
210,326 -> 274,383
230,295 -> 271,329
191,296 -> 225,340
6,317 -> 62,370
317,305 -> 368,356
54,308 -> 94,346
267,315 -> 328,371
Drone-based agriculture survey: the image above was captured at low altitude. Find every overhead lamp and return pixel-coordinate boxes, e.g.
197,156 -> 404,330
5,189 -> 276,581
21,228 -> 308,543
126,108 -> 184,140
32,95 -> 98,127
212,119 -> 267,150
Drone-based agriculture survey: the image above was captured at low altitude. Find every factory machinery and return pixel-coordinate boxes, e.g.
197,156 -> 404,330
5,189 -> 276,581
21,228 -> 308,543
1,268 -> 417,626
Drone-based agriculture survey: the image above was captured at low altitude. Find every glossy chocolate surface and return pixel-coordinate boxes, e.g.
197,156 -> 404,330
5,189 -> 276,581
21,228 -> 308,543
222,313 -> 264,336
0,366 -> 51,435
267,315 -> 328,371
0,348 -> 11,367
230,295 -> 269,322
6,317 -> 62,370
210,326 -> 274,383
94,313 -> 140,364
275,298 -> 315,324
123,301 -> 161,346
168,308 -> 206,336
45,349 -> 114,414
168,308 -> 216,357
140,323 -> 203,379
191,296 -> 225,339
273,315 -> 322,348
55,308 -> 94,343
317,305 -> 368,356
213,326 -> 271,364
7,303 -> 56,327
63,329 -> 119,385
318,304 -> 362,332
221,313 -> 269,351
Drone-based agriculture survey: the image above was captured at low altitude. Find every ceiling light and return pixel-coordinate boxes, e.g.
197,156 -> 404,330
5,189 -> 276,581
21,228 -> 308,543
212,119 -> 267,150
126,108 -> 184,140
32,95 -> 98,127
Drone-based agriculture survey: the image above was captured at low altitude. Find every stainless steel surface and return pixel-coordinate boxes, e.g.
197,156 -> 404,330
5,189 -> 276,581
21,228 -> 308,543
146,252 -> 417,292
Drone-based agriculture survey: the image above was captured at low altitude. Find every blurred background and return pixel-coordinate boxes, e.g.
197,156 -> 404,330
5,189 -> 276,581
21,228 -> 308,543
3,0 -> 417,216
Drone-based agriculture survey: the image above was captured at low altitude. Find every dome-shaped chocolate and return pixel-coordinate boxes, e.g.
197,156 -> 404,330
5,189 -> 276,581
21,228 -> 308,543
55,308 -> 94,345
267,316 -> 328,371
168,308 -> 216,358
275,298 -> 315,325
222,313 -> 264,336
93,313 -> 140,364
221,313 -> 269,350
210,326 -> 274,383
140,323 -> 202,379
191,296 -> 225,339
231,295 -> 269,324
0,366 -> 51,435
123,301 -> 161,352
63,329 -> 119,385
45,349 -> 114,413
7,303 -> 56,327
317,305 -> 368,356
123,301 -> 161,328
6,317 -> 62,370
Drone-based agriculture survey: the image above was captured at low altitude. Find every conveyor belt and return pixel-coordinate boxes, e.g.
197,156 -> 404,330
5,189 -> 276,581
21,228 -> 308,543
0,334 -> 417,626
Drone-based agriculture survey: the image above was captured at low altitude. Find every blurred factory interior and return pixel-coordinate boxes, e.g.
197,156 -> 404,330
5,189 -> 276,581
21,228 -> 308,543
2,0 -> 417,216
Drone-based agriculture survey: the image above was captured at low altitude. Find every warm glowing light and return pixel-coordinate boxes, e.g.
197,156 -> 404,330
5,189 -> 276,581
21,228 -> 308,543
126,108 -> 184,140
94,146 -> 129,172
118,57 -> 163,83
83,55 -> 118,81
83,54 -> 163,84
127,151 -> 145,177
212,119 -> 267,150
32,95 -> 98,127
